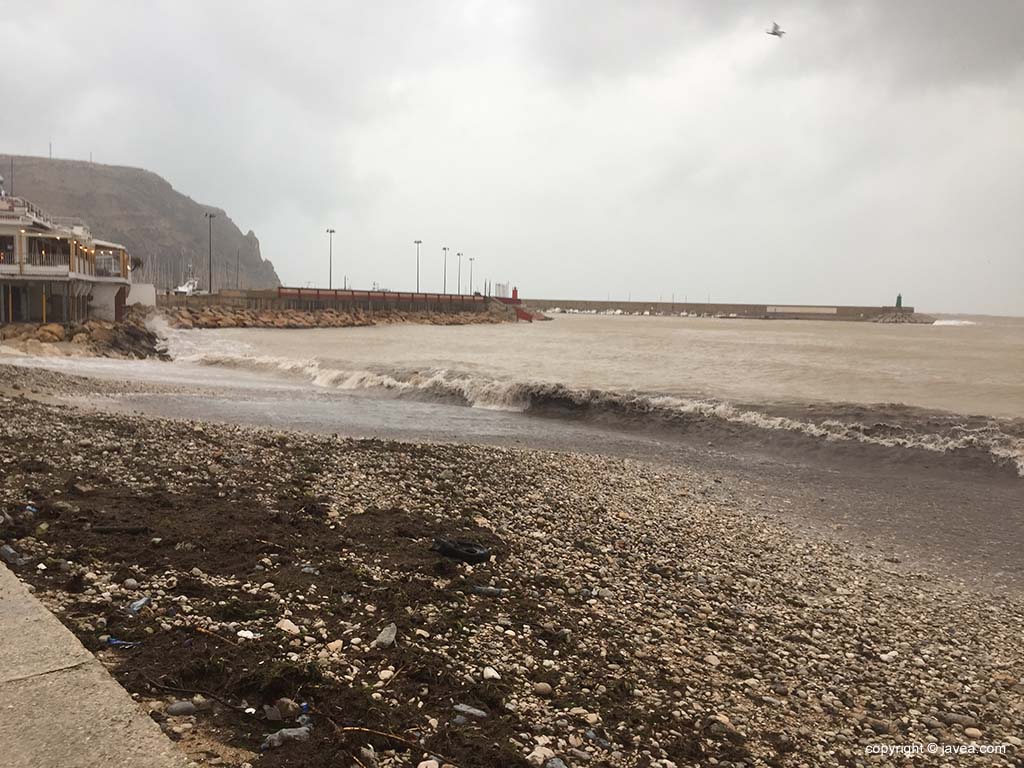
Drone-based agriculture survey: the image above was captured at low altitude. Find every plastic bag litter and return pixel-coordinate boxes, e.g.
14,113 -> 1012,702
128,597 -> 151,615
432,537 -> 491,564
106,637 -> 142,649
261,725 -> 312,750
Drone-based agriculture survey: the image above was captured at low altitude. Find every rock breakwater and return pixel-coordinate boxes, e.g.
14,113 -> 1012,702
164,305 -> 510,330
0,307 -> 167,360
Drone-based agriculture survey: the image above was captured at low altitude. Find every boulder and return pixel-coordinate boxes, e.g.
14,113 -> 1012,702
38,323 -> 66,341
90,326 -> 115,345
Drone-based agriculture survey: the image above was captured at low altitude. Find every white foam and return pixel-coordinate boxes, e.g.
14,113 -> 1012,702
173,348 -> 1024,477
933,319 -> 977,326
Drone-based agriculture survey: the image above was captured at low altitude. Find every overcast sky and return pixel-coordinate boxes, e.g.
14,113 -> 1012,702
2,1 -> 1022,314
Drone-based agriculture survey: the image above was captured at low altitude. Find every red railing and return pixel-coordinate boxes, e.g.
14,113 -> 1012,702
277,287 -> 486,304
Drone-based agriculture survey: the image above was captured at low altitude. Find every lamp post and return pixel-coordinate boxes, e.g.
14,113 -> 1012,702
204,212 -> 216,293
469,256 -> 475,294
326,228 -> 336,289
414,239 -> 422,291
457,252 -> 463,294
442,246 -> 449,293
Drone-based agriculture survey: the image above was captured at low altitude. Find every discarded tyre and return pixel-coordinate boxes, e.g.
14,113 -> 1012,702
432,537 -> 491,564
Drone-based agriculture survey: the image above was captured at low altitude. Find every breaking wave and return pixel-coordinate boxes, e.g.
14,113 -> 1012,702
933,319 -> 978,326
180,349 -> 1024,477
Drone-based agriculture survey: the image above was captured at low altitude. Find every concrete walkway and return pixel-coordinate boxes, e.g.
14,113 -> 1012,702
0,563 -> 193,767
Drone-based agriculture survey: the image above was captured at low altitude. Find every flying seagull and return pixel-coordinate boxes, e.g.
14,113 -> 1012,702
766,21 -> 785,37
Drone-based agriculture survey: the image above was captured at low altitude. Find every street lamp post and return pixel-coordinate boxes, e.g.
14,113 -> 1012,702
442,246 -> 449,293
469,256 -> 475,294
414,240 -> 422,291
204,212 -> 216,293
326,228 -> 336,289
457,252 -> 463,294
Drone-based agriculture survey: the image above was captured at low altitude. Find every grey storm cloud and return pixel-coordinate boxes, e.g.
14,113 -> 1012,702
1,0 -> 1022,314
523,1 -> 1024,87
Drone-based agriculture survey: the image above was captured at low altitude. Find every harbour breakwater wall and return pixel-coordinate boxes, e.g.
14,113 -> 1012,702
156,288 -> 515,329
159,287 -> 493,314
525,298 -> 928,322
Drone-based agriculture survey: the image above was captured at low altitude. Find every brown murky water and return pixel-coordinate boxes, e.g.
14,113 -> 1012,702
200,314 -> 1024,417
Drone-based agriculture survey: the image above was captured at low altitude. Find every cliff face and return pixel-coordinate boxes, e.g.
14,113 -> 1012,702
1,155 -> 280,290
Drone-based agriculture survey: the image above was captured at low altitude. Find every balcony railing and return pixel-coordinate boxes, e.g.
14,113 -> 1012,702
25,250 -> 70,269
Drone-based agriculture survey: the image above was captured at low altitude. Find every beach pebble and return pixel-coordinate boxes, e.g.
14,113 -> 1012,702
527,746 -> 555,766
166,700 -> 196,716
453,704 -> 487,719
275,618 -> 300,635
372,622 -> 397,649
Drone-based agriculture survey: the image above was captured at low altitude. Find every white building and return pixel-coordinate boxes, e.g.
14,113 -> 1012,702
0,193 -> 131,324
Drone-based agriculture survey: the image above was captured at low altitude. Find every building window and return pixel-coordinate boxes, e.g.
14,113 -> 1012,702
96,249 -> 121,277
0,235 -> 13,264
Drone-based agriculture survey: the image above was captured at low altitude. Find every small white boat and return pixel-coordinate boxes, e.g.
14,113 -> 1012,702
174,264 -> 205,296
174,277 -> 201,296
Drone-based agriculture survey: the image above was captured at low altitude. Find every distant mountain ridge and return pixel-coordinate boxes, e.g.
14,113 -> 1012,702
0,155 -> 280,290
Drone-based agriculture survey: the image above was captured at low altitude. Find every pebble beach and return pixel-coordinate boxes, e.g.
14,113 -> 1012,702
1,365 -> 1021,767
